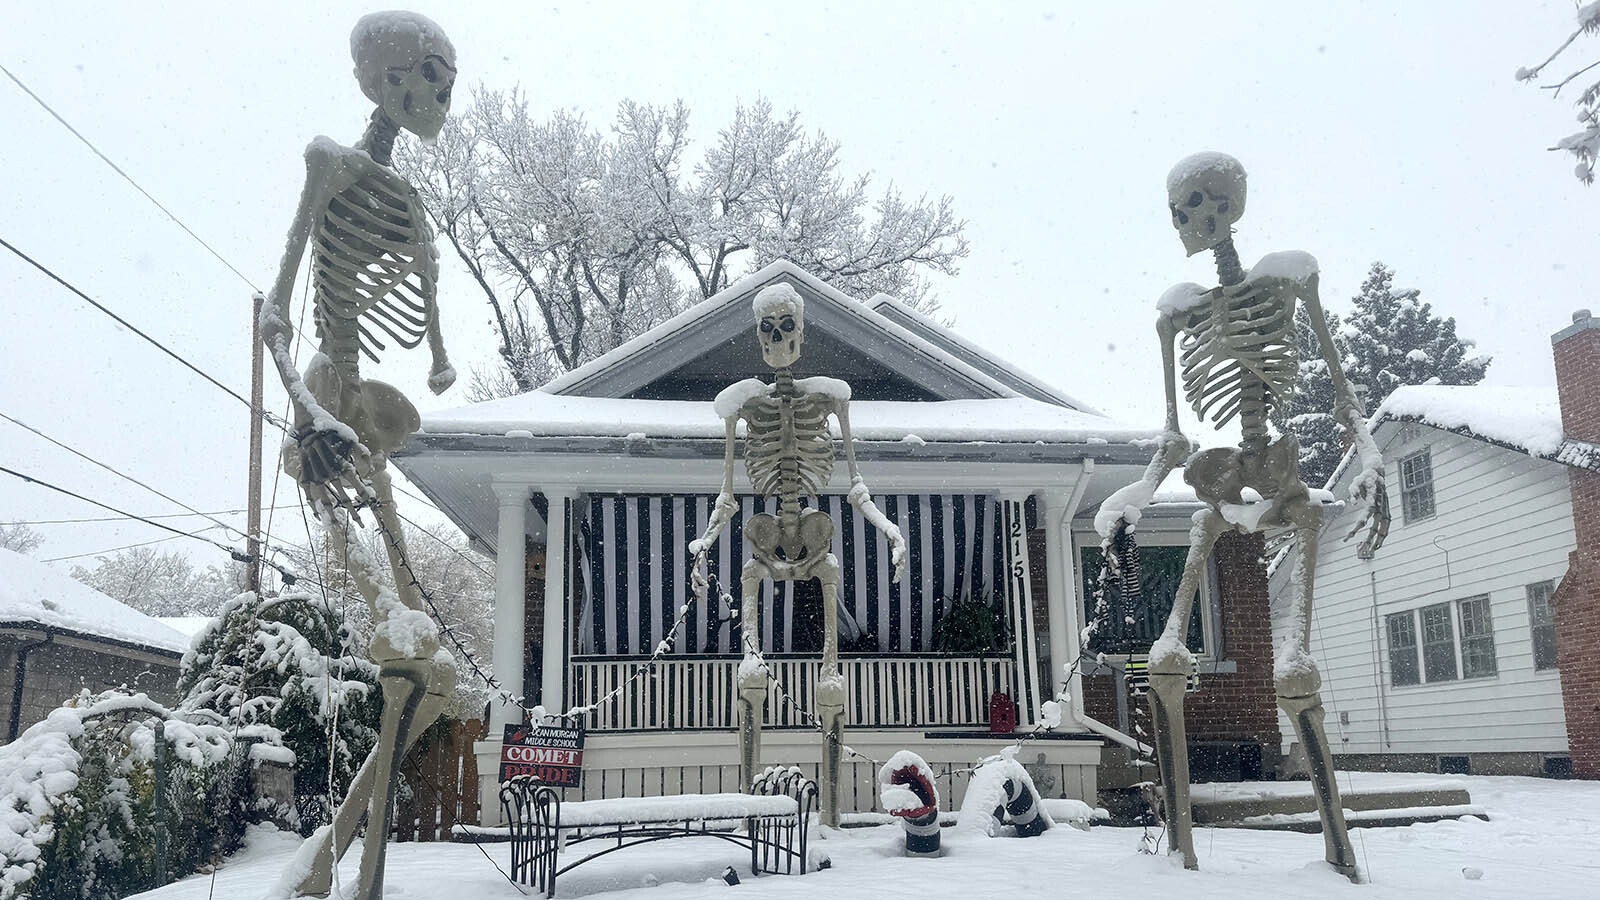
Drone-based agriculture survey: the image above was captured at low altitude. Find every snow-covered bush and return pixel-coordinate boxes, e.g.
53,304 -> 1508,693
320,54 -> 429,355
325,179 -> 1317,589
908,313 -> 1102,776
0,691 -> 235,900
178,589 -> 380,833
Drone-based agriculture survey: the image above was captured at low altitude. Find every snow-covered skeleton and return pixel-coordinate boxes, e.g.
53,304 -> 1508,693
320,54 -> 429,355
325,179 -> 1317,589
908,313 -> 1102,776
257,12 -> 459,900
691,283 -> 908,828
1094,152 -> 1388,882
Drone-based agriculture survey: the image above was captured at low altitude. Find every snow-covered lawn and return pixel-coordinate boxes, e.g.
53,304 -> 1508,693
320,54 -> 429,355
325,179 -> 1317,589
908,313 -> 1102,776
132,772 -> 1599,900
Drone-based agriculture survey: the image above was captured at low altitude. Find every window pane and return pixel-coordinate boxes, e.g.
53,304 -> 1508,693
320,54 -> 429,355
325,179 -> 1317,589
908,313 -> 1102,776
1080,545 -> 1204,655
1386,612 -> 1419,687
1421,603 -> 1458,681
1458,596 -> 1497,678
1527,581 -> 1558,671
1400,450 -> 1436,521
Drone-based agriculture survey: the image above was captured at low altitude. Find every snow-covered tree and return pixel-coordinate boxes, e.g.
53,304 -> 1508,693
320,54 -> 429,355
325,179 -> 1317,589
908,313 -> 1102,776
1342,262 -> 1492,413
0,521 -> 43,554
177,589 -> 379,833
69,547 -> 238,617
1518,1 -> 1600,183
398,93 -> 969,397
1273,306 -> 1348,487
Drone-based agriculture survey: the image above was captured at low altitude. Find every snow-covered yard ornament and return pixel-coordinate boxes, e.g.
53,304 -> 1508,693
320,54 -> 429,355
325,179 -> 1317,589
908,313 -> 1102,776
692,283 -> 908,829
257,11 -> 459,900
1095,152 -> 1390,883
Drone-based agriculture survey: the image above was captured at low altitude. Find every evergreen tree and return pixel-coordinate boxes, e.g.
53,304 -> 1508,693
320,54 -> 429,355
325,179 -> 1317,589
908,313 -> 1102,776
1280,262 -> 1491,484
177,589 -> 379,833
1275,306 -> 1348,488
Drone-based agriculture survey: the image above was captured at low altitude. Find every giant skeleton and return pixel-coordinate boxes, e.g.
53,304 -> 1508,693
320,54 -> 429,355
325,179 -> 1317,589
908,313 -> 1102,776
691,284 -> 908,828
1095,152 -> 1389,882
257,12 -> 458,899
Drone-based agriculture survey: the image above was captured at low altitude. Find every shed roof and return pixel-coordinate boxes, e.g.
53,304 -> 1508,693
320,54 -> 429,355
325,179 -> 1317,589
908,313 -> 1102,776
0,548 -> 190,656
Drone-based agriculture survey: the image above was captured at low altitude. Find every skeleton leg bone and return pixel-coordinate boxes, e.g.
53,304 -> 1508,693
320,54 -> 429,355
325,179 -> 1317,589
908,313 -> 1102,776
1278,501 -> 1361,882
738,559 -> 771,792
815,553 -> 844,829
1147,509 -> 1225,870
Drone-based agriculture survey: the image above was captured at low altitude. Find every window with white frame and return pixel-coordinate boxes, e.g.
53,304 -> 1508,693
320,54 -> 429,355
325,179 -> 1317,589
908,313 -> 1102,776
1527,580 -> 1558,671
1386,611 -> 1420,686
1079,542 -> 1211,657
1399,449 -> 1436,522
1420,602 -> 1458,682
1457,595 -> 1497,678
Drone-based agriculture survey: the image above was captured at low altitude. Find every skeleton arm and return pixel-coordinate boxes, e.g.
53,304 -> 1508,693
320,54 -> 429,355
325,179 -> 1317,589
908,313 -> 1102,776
837,400 -> 908,582
424,248 -> 455,395
1302,276 -> 1389,554
689,416 -> 742,599
1093,313 -> 1195,537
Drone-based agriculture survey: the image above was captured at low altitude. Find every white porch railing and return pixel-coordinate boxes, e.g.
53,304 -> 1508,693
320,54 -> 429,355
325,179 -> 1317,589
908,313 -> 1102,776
568,656 -> 1017,732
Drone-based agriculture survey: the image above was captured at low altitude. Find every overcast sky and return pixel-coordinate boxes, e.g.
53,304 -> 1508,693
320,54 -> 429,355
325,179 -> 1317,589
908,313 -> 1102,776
1,1 -> 1593,572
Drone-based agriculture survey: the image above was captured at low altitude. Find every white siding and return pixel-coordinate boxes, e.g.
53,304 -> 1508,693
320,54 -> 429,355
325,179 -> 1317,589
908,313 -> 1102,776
1278,426 -> 1571,756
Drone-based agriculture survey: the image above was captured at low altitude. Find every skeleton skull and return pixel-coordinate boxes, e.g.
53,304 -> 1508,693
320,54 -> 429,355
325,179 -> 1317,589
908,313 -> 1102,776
1166,152 -> 1247,256
351,11 -> 456,140
753,283 -> 805,369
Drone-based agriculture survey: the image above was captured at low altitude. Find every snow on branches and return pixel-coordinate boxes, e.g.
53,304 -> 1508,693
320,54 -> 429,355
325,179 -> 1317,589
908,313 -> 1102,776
1517,1 -> 1600,183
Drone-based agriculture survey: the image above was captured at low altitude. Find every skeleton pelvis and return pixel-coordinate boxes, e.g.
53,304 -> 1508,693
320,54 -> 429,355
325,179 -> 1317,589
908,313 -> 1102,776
299,355 -> 421,455
1184,434 -> 1306,524
744,508 -> 833,577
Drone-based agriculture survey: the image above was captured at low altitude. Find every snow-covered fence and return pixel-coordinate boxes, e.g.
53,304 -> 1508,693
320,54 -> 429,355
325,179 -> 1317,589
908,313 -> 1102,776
394,718 -> 483,841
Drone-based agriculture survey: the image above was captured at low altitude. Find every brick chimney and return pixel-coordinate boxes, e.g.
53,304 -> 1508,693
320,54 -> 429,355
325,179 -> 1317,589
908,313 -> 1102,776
1552,309 -> 1600,779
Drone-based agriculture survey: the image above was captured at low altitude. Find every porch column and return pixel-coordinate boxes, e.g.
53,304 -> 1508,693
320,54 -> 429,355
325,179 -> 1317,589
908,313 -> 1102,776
491,483 -> 531,734
1041,461 -> 1093,724
541,488 -> 576,717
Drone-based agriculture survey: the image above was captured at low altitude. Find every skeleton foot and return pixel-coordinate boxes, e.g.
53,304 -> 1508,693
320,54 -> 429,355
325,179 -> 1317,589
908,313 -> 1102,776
1279,689 -> 1361,883
1146,672 -> 1197,869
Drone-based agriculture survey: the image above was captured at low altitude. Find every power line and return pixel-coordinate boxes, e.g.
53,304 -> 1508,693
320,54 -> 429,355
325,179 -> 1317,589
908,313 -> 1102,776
41,529 -> 220,564
0,62 -> 262,293
7,508 -> 252,525
0,236 -> 291,434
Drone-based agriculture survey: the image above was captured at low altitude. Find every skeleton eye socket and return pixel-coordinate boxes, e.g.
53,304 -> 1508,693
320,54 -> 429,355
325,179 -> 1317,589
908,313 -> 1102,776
779,318 -> 795,333
1187,191 -> 1203,208
421,60 -> 439,82
759,321 -> 774,333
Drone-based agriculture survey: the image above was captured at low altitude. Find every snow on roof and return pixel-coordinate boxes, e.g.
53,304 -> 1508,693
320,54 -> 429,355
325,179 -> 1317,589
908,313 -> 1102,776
0,549 -> 190,655
156,616 -> 214,641
1376,385 -> 1564,457
421,389 -> 1159,445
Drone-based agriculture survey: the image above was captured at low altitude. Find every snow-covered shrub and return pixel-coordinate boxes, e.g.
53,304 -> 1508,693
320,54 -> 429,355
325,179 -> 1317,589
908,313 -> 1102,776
0,691 -> 235,900
178,589 -> 379,834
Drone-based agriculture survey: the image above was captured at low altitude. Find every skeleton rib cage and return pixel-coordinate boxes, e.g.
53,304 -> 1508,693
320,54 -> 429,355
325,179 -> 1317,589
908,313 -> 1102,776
1175,282 -> 1297,427
311,166 -> 436,368
742,392 -> 835,503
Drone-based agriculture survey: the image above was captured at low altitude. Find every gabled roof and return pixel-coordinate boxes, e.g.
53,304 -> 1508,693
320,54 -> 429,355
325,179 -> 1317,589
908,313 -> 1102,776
0,548 -> 190,656
539,260 -> 1085,407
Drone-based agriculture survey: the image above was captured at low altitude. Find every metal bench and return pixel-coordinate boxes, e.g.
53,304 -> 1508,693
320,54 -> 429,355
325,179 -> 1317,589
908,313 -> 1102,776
500,767 -> 818,898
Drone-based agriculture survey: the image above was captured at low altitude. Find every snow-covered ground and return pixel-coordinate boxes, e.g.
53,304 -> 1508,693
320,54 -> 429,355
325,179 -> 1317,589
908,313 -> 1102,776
131,772 -> 1598,900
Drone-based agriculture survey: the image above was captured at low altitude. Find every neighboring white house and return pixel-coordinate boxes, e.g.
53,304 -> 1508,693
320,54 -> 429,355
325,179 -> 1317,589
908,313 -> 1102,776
0,548 -> 190,744
1272,313 -> 1600,777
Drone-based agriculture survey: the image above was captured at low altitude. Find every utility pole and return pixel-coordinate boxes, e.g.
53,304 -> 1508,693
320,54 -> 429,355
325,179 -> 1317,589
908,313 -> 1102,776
247,293 -> 265,595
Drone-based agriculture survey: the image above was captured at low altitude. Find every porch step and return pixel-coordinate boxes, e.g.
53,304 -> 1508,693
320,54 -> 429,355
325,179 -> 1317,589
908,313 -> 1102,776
1189,784 -> 1485,831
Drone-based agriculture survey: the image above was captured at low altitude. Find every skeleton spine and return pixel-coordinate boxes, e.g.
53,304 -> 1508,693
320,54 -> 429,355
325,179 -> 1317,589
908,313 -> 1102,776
774,369 -> 803,526
1213,237 -> 1270,450
357,109 -> 400,166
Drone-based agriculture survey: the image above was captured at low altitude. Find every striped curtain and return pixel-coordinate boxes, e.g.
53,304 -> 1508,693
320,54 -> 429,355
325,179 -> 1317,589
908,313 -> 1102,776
574,494 -> 1007,656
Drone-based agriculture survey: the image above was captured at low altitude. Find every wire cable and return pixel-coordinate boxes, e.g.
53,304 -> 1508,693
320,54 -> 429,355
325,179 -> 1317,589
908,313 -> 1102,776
0,236 -> 291,433
0,62 -> 262,293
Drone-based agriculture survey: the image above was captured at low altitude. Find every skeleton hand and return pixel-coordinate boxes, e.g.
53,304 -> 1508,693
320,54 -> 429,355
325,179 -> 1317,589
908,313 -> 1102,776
1344,465 -> 1390,556
427,360 -> 456,395
293,425 -> 373,517
888,530 -> 909,584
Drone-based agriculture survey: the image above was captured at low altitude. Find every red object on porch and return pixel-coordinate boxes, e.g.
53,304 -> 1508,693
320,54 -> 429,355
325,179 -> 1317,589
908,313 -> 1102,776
988,692 -> 1017,733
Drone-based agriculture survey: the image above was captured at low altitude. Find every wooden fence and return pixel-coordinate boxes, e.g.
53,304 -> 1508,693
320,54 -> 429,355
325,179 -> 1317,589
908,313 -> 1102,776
395,718 -> 483,841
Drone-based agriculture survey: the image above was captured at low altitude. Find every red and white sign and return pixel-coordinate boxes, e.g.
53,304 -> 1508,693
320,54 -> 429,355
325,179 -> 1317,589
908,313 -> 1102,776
500,722 -> 585,788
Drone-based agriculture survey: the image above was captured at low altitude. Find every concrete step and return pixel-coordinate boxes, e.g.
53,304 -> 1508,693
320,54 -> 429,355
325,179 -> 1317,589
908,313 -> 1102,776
1189,783 -> 1484,831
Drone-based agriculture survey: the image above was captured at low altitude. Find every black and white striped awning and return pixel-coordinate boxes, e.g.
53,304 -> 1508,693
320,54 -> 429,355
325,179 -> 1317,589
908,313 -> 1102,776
573,493 -> 1017,656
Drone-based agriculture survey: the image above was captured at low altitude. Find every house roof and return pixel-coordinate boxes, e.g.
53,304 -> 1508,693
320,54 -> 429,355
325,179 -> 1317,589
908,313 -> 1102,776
1371,385 -> 1599,472
534,260 -> 1088,406
0,548 -> 190,656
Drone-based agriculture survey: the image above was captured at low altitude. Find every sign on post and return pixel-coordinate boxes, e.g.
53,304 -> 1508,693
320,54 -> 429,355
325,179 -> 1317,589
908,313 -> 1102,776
500,722 -> 586,788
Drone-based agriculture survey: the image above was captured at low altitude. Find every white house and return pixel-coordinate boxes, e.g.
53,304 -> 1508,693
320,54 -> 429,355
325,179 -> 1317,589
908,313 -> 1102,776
395,260 -> 1288,819
1271,311 -> 1600,778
